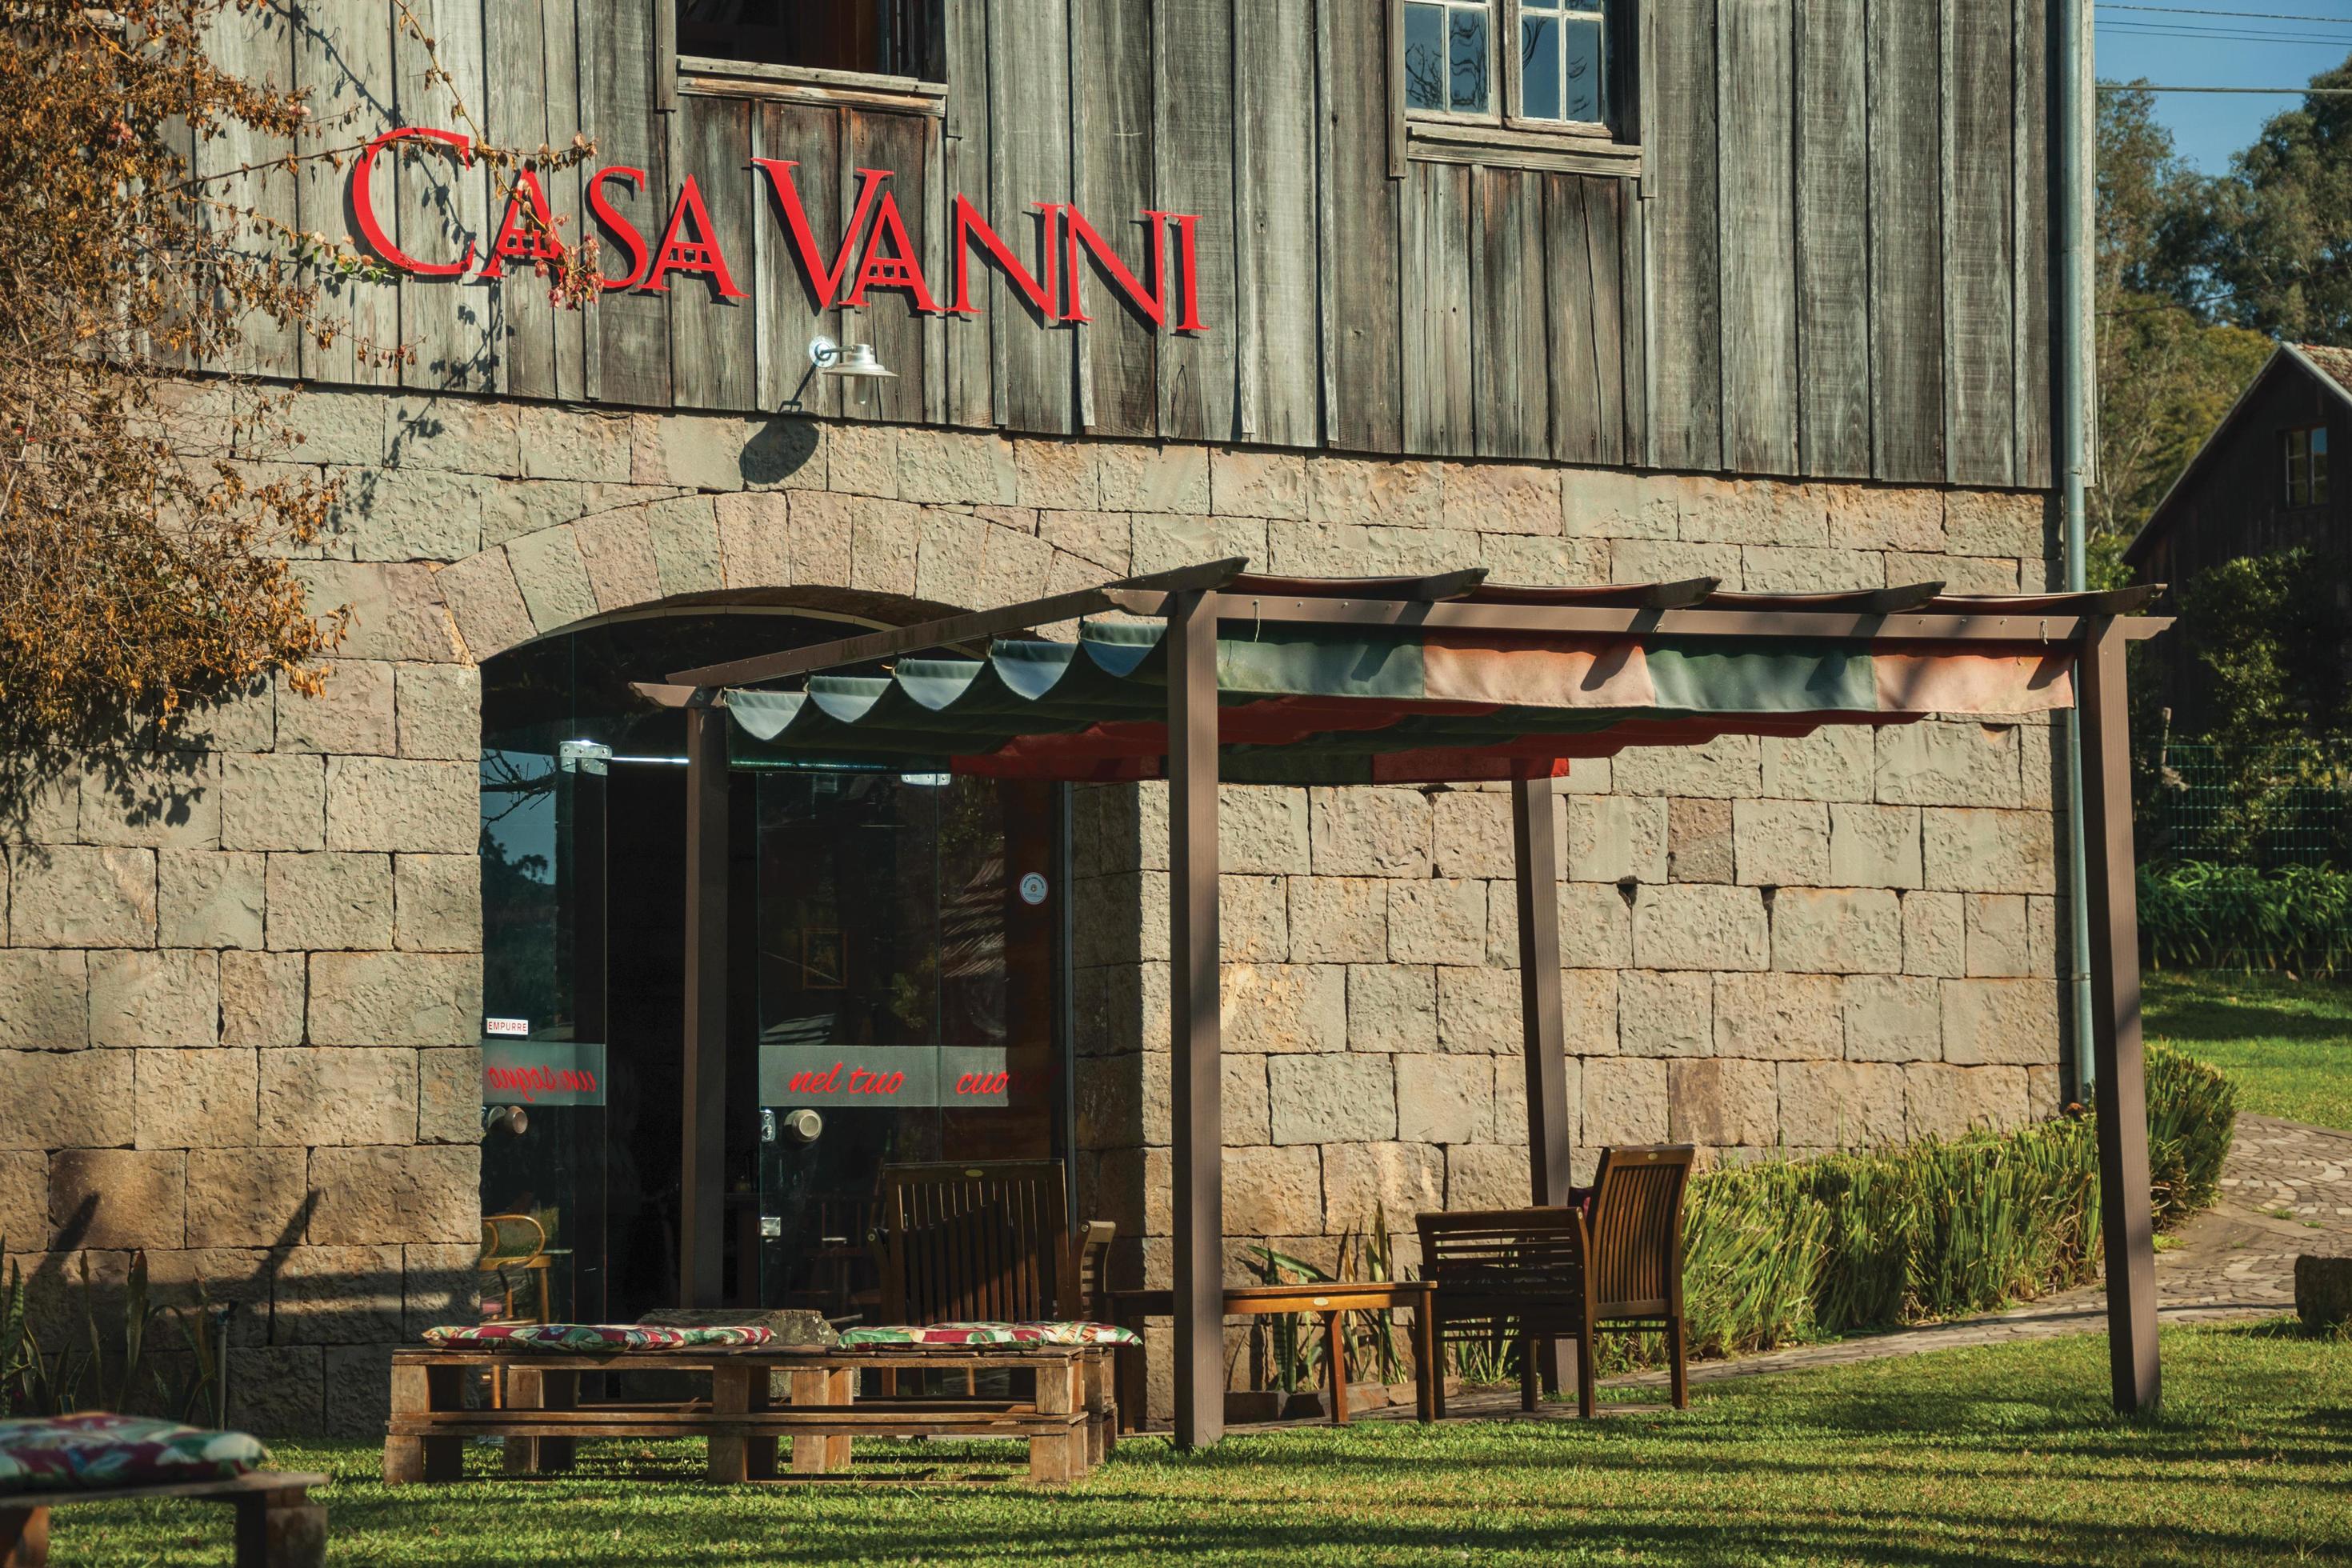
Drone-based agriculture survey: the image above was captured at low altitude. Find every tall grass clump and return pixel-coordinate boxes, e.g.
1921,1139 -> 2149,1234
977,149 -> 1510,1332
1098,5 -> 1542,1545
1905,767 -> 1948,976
2146,1046 -> 2238,1224
2139,861 -> 2352,977
1656,1043 -> 2234,1364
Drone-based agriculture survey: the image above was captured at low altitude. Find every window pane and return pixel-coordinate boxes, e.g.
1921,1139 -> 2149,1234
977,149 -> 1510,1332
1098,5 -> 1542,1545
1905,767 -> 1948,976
1521,16 -> 1562,120
1564,16 -> 1606,122
1404,2 -> 1447,111
1450,5 -> 1491,113
2313,426 -> 2329,455
2314,432 -> 2330,502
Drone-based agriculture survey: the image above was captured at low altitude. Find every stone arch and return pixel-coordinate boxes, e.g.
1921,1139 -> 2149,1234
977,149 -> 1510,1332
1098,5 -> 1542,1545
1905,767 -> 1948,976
435,486 -> 1114,666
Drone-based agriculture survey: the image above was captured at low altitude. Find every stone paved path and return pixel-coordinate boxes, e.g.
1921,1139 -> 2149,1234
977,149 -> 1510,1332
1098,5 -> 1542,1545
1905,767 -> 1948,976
1378,1114 -> 2350,1419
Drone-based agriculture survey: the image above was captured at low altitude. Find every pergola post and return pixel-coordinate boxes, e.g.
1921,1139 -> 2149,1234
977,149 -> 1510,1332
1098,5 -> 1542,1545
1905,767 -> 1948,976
1167,590 -> 1224,1450
1511,777 -> 1574,1397
679,704 -> 730,1309
2078,618 -> 2159,1414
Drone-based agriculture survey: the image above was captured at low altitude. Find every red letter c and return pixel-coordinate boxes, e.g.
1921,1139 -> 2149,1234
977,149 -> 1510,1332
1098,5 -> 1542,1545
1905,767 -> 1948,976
351,127 -> 478,277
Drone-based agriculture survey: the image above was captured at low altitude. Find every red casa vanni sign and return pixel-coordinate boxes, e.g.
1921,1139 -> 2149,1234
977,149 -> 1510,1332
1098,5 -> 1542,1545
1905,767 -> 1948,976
352,126 -> 1210,331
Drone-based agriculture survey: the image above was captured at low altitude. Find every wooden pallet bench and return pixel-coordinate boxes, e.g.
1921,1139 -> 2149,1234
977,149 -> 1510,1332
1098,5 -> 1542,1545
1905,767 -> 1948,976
385,1344 -> 1114,1486
1,1470 -> 327,1568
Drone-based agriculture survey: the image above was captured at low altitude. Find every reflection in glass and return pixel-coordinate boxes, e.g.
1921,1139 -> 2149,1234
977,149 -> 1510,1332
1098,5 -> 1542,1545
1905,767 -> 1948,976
1521,15 -> 1560,122
478,613 -> 1068,1324
1404,2 -> 1446,111
1450,8 -> 1490,113
1565,16 -> 1605,123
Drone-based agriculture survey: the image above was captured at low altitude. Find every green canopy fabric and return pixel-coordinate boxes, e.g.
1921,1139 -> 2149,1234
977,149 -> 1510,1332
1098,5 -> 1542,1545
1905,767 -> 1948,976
723,618 -> 2075,785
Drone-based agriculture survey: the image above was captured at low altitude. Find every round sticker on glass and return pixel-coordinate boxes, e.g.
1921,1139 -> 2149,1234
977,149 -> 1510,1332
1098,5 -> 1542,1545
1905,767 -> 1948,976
1018,872 -> 1050,906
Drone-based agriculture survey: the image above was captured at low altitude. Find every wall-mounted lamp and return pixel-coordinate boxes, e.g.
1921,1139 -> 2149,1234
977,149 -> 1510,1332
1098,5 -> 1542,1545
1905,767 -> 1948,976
809,335 -> 895,410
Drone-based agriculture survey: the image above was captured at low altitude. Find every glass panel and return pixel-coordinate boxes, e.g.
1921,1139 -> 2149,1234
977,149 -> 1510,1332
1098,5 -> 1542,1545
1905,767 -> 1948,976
677,0 -> 915,74
1404,2 -> 1447,110
1563,16 -> 1606,123
479,612 -> 1070,1325
1521,15 -> 1561,121
1450,5 -> 1492,113
2314,428 -> 2330,502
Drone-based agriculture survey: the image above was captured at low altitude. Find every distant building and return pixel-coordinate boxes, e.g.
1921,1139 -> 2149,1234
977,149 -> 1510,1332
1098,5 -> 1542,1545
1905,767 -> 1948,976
2127,342 -> 2352,727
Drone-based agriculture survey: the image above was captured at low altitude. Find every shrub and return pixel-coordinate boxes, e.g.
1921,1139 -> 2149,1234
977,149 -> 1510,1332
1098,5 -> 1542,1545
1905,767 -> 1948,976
1664,1043 -> 2234,1364
2138,861 -> 2352,977
2146,1046 -> 2238,1225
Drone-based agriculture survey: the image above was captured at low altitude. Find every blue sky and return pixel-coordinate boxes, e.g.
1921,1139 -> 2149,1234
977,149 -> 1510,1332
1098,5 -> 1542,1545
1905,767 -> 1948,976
2097,2 -> 2352,172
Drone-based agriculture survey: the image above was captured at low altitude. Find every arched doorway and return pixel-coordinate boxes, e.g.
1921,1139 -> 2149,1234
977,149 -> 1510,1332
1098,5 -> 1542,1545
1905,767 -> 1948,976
476,610 -> 1070,1323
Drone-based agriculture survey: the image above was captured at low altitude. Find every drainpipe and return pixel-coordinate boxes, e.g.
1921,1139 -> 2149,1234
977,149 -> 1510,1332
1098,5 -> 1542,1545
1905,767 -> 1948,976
2056,0 -> 2098,1098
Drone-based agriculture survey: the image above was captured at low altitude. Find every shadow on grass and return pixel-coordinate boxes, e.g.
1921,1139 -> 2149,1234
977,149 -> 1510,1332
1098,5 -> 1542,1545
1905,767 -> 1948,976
2144,974 -> 2352,1045
273,1482 -> 2334,1568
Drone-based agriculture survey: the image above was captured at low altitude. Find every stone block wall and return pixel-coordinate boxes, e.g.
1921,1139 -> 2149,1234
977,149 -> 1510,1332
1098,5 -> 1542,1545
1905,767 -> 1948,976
0,387 -> 2058,1432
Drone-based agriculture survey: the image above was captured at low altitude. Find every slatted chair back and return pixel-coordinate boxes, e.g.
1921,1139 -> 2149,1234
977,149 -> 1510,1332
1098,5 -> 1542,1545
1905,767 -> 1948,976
1414,1206 -> 1588,1346
1585,1145 -> 1695,1318
877,1159 -> 1077,1325
1074,1219 -> 1117,1324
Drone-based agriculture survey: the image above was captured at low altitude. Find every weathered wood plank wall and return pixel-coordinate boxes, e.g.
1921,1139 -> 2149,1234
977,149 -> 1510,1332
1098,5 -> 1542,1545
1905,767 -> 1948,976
254,0 -> 2054,491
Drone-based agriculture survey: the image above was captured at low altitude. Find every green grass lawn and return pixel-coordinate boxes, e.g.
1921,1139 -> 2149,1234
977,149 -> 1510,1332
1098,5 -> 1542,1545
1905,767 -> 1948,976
42,1324 -> 2352,1566
2144,969 -> 2352,1131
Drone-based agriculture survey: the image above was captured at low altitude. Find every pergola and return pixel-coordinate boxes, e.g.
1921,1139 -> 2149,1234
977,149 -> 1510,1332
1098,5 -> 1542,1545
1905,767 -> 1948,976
639,560 -> 2170,1450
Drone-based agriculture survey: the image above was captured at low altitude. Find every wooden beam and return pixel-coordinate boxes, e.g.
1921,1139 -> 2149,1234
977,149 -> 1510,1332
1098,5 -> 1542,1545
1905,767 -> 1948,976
2079,618 -> 2160,1414
679,706 -> 729,1310
1510,782 -> 1571,1205
1511,775 -> 1574,1400
1098,594 -> 2171,645
663,558 -> 1250,688
1463,578 -> 1714,607
1166,587 -> 1224,1451
1228,568 -> 1490,602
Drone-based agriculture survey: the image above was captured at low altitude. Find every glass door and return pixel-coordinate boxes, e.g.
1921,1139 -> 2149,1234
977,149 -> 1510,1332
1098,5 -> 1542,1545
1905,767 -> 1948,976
478,721 -> 610,1326
751,773 -> 1063,1318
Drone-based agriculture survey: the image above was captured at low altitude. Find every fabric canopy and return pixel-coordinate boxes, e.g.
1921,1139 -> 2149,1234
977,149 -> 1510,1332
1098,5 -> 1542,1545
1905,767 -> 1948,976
722,618 -> 2077,785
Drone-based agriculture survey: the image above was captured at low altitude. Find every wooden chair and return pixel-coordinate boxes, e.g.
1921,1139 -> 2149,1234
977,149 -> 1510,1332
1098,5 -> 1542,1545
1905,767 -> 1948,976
872,1160 -> 1114,1397
1073,1219 -> 1116,1325
1416,1144 -> 1695,1419
478,1213 -> 552,1325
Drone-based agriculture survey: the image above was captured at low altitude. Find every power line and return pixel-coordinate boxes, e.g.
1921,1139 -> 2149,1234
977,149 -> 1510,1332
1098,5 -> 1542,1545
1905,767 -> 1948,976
2099,82 -> 2352,90
2105,21 -> 2352,40
2099,5 -> 2352,22
2107,22 -> 2352,42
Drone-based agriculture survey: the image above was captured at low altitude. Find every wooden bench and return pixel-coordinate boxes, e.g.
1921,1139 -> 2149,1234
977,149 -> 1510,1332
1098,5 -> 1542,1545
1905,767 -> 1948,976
386,1343 -> 1114,1486
1,1470 -> 327,1568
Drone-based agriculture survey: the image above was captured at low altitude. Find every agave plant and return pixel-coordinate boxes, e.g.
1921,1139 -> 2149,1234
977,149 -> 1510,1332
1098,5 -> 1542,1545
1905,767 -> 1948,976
0,1247 -> 225,1422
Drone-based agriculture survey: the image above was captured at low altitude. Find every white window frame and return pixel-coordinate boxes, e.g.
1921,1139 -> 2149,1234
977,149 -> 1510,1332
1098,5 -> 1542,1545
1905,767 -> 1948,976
1390,0 -> 1636,178
1400,0 -> 1613,135
1512,0 -> 1612,130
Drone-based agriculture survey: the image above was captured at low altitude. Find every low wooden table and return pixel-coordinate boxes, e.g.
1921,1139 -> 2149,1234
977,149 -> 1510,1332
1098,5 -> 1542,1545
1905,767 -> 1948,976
0,1470 -> 327,1568
1107,1282 -> 1437,1431
384,1343 -> 1114,1487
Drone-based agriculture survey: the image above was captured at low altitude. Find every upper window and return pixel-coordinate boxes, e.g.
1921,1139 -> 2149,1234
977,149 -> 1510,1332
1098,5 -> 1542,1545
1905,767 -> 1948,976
678,0 -> 940,79
1405,0 -> 1610,130
2285,426 -> 2330,508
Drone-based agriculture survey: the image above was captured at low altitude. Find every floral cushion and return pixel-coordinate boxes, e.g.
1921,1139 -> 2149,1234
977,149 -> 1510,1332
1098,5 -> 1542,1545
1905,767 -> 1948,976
0,1414 -> 272,1496
839,1321 -> 1140,1348
420,1323 -> 774,1352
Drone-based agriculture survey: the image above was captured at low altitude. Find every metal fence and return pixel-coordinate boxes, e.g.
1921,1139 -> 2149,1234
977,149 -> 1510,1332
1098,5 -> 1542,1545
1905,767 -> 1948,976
2145,741 -> 2352,870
